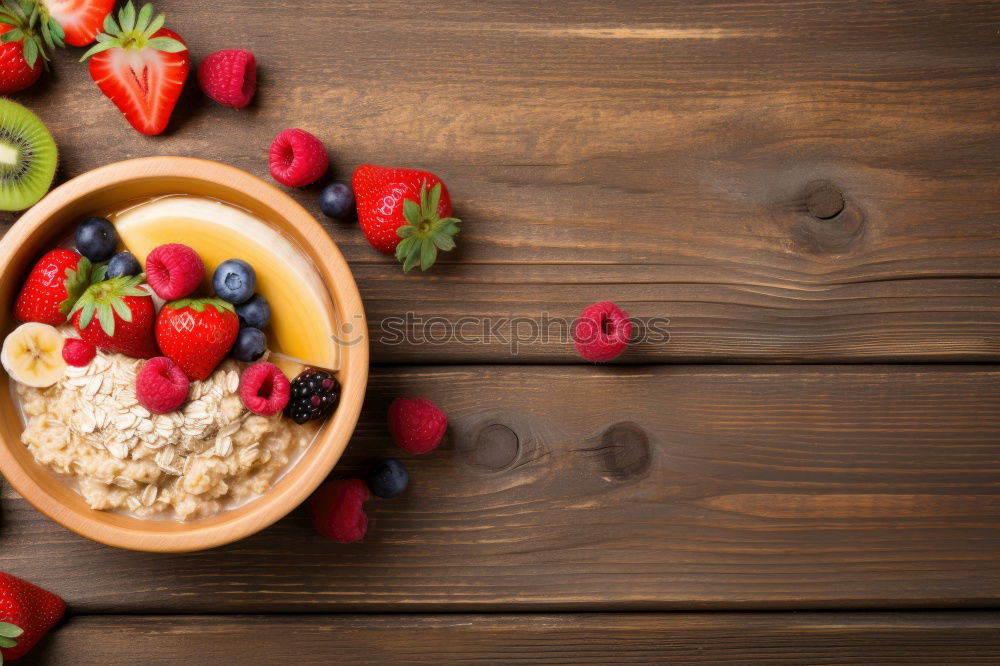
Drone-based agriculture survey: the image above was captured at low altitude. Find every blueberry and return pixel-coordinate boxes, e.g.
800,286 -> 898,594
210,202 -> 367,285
105,251 -> 141,279
235,294 -> 271,329
231,327 -> 267,362
213,259 -> 256,304
367,458 -> 408,498
319,183 -> 355,220
75,217 -> 118,262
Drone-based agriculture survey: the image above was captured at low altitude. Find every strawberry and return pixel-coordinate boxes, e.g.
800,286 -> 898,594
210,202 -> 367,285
81,1 -> 188,136
155,297 -> 238,381
69,273 -> 159,359
0,571 -> 65,662
352,165 -> 460,271
14,248 -> 92,326
0,0 -> 63,94
40,0 -> 113,47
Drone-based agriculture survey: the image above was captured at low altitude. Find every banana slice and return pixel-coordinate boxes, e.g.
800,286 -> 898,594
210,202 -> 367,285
1,322 -> 67,388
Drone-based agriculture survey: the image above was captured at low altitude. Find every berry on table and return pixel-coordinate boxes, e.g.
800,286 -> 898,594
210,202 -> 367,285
367,458 -> 408,498
145,243 -> 204,300
106,251 -> 142,279
238,361 -> 290,416
231,327 -> 266,362
309,478 -> 369,543
62,338 -> 96,367
198,48 -> 256,109
573,301 -> 632,362
388,397 -> 447,454
235,294 -> 271,329
136,356 -> 190,414
268,128 -> 328,187
74,217 -> 118,262
213,259 -> 256,304
285,369 -> 340,424
319,183 -> 355,220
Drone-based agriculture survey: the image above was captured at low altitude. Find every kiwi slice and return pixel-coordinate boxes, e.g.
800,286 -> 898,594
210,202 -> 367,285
0,99 -> 57,211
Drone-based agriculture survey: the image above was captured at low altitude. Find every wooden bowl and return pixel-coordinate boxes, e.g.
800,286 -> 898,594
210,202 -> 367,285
0,157 -> 368,552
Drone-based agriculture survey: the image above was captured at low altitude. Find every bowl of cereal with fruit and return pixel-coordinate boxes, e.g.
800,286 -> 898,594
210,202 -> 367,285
0,157 -> 367,551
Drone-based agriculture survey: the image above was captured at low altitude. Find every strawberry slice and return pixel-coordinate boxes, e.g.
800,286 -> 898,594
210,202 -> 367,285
40,0 -> 114,47
81,1 -> 188,136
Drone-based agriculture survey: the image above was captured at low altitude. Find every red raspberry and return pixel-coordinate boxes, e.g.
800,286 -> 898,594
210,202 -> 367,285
238,361 -> 291,416
388,397 -> 447,454
136,356 -> 190,414
573,301 -> 632,362
62,338 -> 96,367
197,48 -> 256,109
269,129 -> 328,187
145,244 -> 204,301
309,479 -> 370,543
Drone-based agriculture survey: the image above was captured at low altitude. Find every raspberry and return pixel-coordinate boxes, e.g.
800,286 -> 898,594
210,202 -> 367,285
573,301 -> 632,362
238,361 -> 291,416
62,338 -> 96,367
136,356 -> 190,414
269,128 -> 328,187
309,479 -> 370,543
197,48 -> 256,109
145,244 -> 204,301
388,397 -> 447,454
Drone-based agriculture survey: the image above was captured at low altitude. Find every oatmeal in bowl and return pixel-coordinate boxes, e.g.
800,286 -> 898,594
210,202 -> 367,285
0,158 -> 367,549
17,351 -> 316,521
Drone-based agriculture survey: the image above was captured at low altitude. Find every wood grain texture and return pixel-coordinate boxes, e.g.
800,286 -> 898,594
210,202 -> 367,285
1,365 -> 998,612
19,613 -> 1000,665
1,0 -> 997,362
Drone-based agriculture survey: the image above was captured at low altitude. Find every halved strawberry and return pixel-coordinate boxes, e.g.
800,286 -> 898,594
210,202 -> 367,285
81,1 -> 188,136
40,0 -> 113,47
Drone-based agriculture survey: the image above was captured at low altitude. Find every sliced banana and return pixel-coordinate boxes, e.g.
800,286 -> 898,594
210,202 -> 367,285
1,322 -> 67,388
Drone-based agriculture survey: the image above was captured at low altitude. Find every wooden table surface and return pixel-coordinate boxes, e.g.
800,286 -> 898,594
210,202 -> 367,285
1,0 -> 999,663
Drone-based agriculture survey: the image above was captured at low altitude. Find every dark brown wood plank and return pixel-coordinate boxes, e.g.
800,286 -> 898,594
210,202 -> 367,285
21,612 -> 1000,665
1,0 -> 997,362
2,365 -> 998,612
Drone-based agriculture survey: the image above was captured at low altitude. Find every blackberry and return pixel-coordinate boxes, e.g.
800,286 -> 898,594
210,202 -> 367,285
285,369 -> 341,424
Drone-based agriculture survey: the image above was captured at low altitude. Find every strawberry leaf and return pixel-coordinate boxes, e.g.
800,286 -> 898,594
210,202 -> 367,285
0,635 -> 16,648
79,40 -> 115,60
110,297 -> 132,322
76,300 -> 96,330
1,28 -> 21,42
134,2 -> 153,33
59,256 -> 93,316
146,36 -> 185,52
102,10 -> 119,35
394,181 -> 459,272
21,34 -> 36,68
167,297 -> 234,314
119,1 -> 136,32
0,623 -> 22,639
97,302 -> 115,335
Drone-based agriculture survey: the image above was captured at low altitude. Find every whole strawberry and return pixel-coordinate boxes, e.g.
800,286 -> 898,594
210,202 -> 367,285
351,165 -> 460,271
14,249 -> 92,326
388,397 -> 448,454
155,297 -> 239,381
0,571 -> 65,662
0,0 -> 63,94
70,273 -> 159,359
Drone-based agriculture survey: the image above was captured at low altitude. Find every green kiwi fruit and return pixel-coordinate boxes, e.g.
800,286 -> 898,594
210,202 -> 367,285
0,99 -> 57,211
